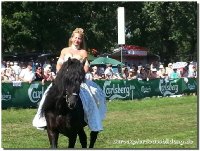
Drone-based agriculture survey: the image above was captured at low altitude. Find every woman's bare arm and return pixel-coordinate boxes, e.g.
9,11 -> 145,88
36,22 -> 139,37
56,48 -> 66,72
81,50 -> 89,73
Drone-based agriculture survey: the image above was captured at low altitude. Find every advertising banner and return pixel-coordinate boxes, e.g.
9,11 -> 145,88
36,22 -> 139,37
2,81 -> 50,108
1,78 -> 197,108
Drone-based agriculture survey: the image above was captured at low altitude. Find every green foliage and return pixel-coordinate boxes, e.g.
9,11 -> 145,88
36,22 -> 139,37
125,2 -> 197,63
2,96 -> 197,149
2,2 -> 197,62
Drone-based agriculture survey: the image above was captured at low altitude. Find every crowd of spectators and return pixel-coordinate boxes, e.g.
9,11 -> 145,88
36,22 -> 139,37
1,60 -> 197,83
1,61 -> 56,84
86,61 -> 197,81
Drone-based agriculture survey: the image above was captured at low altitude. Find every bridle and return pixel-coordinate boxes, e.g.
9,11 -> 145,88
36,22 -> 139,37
64,90 -> 79,110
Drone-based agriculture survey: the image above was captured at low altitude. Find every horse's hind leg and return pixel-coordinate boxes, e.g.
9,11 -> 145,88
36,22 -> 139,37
47,130 -> 59,148
78,128 -> 87,148
89,131 -> 99,148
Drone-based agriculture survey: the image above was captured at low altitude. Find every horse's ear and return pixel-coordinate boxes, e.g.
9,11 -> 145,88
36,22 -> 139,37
68,57 -> 72,64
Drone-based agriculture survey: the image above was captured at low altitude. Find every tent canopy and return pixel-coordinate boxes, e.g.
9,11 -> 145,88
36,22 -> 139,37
90,56 -> 124,66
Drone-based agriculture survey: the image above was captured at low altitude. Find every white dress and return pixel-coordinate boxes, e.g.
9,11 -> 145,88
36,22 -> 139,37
32,54 -> 106,131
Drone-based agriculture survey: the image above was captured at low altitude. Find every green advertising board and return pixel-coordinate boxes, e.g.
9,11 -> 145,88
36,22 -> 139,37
95,78 -> 197,100
2,81 -> 51,108
1,78 -> 197,108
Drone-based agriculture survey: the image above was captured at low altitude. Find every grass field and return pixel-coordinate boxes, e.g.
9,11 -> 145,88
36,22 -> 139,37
1,95 -> 198,149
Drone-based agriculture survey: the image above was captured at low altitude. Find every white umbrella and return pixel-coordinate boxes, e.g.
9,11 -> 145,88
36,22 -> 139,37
172,62 -> 188,69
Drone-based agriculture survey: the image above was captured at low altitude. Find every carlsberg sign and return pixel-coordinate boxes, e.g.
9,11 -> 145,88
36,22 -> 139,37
28,83 -> 45,103
99,79 -> 188,100
103,80 -> 135,100
159,79 -> 179,96
1,78 -> 197,108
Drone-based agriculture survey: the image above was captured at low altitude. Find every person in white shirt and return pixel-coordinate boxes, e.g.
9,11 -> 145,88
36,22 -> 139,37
19,62 -> 35,83
188,64 -> 197,78
165,63 -> 173,78
85,67 -> 93,80
11,61 -> 21,81
104,64 -> 114,79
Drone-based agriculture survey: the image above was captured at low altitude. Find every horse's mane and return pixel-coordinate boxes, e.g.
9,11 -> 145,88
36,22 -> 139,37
42,58 -> 86,113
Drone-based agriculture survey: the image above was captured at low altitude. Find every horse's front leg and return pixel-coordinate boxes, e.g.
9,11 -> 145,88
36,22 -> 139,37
78,128 -> 87,148
89,131 -> 99,148
68,133 -> 77,148
47,128 -> 59,148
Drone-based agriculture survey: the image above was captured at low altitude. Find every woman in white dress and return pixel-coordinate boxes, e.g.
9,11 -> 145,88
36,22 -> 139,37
33,28 -> 106,132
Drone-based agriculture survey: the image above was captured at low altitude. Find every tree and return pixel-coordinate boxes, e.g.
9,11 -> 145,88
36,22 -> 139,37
2,2 -> 121,54
2,2 -> 197,62
125,2 -> 197,63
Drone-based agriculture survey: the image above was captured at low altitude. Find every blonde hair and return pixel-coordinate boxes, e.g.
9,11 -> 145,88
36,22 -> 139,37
68,28 -> 86,49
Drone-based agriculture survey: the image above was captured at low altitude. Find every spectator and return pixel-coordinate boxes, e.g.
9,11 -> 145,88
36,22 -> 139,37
194,66 -> 197,78
137,65 -> 142,74
169,66 -> 181,79
9,61 -> 14,68
1,69 -> 9,82
181,66 -> 189,78
100,73 -> 106,80
20,62 -> 27,70
131,64 -> 137,70
98,67 -> 105,76
112,67 -> 123,79
137,67 -> 147,80
188,64 -> 197,78
126,64 -> 131,71
50,58 -> 57,74
91,66 -> 100,80
150,60 -> 159,71
19,62 -> 36,83
42,60 -> 51,69
42,64 -> 55,83
35,65 -> 44,81
1,61 -> 6,69
149,68 -> 159,79
122,67 -> 129,79
157,64 -> 166,78
4,61 -> 15,81
85,67 -> 93,80
144,64 -> 151,81
11,61 -> 21,81
85,71 -> 93,80
104,64 -> 114,79
127,68 -> 138,80
165,63 -> 173,77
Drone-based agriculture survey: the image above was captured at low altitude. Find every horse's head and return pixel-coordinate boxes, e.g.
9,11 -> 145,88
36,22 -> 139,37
64,90 -> 79,110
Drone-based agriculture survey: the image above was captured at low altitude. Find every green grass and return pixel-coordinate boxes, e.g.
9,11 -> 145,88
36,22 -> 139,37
1,95 -> 198,149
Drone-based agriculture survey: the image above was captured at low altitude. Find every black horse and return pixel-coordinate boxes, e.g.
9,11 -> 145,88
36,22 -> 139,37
41,58 -> 98,148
